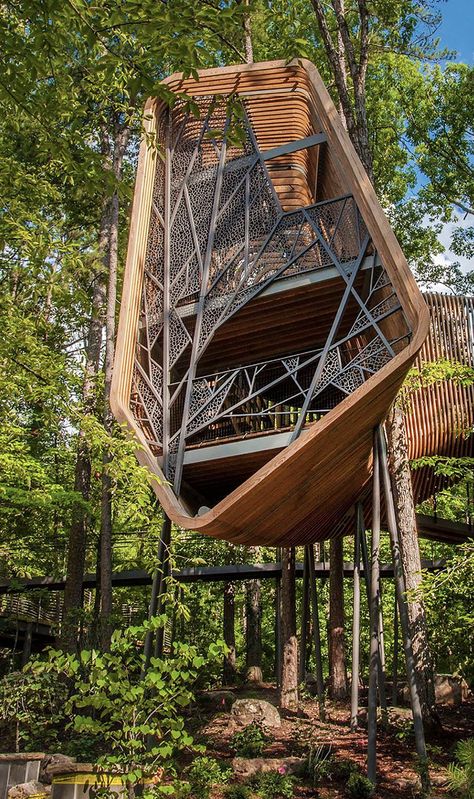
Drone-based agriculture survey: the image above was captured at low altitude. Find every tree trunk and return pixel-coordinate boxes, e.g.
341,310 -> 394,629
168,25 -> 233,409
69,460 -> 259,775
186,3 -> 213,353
245,576 -> 262,682
99,124 -> 131,651
242,0 -> 253,64
245,545 -> 262,682
329,536 -> 348,699
279,546 -> 298,710
386,405 -> 438,727
223,581 -> 237,684
60,219 -> 107,650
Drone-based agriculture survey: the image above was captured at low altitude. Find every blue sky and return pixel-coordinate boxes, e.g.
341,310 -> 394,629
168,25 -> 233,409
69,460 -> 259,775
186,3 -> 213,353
438,0 -> 474,63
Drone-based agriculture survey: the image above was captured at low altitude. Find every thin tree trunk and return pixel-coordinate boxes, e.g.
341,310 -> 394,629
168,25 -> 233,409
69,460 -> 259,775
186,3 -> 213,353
223,581 -> 237,684
329,536 -> 348,699
386,405 -> 438,727
60,214 -> 107,649
242,0 -> 253,64
245,576 -> 262,682
245,545 -> 262,682
99,124 -> 131,651
279,546 -> 298,710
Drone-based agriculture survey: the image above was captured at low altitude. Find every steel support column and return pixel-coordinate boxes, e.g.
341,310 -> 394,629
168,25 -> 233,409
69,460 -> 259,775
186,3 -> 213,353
350,505 -> 362,731
392,589 -> 399,706
307,543 -> 326,721
376,425 -> 428,777
360,519 -> 387,717
275,547 -> 282,686
367,431 -> 381,784
299,547 -> 310,684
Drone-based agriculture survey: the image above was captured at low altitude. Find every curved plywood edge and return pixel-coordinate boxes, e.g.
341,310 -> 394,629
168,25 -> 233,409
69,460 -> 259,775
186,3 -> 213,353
112,59 -> 429,545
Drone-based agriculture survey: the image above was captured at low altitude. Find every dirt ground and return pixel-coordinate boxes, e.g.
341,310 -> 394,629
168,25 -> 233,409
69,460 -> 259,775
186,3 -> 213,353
193,684 -> 474,798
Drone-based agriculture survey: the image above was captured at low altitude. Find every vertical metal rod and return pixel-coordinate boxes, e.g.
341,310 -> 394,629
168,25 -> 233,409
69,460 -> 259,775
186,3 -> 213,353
361,513 -> 388,717
307,543 -> 326,721
376,425 -> 427,768
299,547 -> 310,684
367,431 -> 381,784
141,515 -> 171,676
378,581 -> 387,678
351,506 -> 361,731
392,592 -> 399,706
275,547 -> 282,686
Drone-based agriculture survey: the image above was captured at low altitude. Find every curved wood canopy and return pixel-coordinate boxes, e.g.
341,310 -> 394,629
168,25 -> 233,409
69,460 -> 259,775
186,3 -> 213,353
111,59 -> 429,545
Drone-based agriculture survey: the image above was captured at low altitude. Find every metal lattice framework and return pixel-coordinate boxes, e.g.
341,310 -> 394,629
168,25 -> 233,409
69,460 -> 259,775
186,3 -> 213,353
131,96 -> 411,493
112,59 -> 429,545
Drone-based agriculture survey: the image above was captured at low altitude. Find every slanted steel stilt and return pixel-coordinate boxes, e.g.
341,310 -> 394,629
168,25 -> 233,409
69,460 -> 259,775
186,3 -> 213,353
360,516 -> 388,718
299,546 -> 310,684
307,543 -> 326,721
367,431 -> 381,784
275,547 -> 282,686
376,426 -> 428,777
351,506 -> 361,731
392,593 -> 399,706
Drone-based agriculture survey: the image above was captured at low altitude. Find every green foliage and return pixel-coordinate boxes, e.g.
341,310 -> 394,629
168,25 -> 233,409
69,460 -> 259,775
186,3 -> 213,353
306,744 -> 333,784
331,759 -> 359,780
415,543 -> 474,681
249,770 -> 295,799
447,739 -> 474,799
231,722 -> 269,758
29,621 -> 226,788
185,756 -> 231,799
0,669 -> 68,752
345,772 -> 375,799
223,785 -> 251,799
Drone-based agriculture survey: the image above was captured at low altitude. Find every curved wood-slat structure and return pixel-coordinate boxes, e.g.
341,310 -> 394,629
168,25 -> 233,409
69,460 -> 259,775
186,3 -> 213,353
111,59 -> 429,545
407,292 -> 474,504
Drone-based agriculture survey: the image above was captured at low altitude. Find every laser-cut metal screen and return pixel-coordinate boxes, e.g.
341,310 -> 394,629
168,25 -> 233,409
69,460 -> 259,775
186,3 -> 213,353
130,96 -> 412,495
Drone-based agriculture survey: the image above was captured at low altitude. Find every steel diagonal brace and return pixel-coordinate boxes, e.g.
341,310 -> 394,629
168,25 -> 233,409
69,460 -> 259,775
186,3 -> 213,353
289,232 -> 371,443
302,209 -> 395,357
259,133 -> 327,162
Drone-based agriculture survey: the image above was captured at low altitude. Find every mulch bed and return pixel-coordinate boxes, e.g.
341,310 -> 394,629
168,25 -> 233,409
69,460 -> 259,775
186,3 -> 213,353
193,684 -> 474,798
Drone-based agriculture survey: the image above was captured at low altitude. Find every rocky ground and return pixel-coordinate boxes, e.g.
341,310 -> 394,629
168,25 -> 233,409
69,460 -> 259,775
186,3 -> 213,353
192,684 -> 474,798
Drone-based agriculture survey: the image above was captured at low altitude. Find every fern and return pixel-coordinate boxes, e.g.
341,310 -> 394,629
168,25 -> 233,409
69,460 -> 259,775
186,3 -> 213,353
447,739 -> 474,799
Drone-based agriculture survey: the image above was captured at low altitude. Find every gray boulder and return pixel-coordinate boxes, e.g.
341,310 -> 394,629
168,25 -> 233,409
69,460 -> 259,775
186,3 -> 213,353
232,757 -> 305,778
231,698 -> 281,729
40,755 -> 76,783
8,782 -> 50,799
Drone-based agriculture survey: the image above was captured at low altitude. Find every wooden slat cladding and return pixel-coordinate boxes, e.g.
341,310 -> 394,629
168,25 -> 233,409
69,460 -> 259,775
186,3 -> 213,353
111,59 -> 429,545
407,292 -> 474,504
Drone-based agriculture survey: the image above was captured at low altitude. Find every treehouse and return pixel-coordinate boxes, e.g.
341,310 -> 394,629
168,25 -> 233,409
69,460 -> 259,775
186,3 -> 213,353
111,59 -> 429,545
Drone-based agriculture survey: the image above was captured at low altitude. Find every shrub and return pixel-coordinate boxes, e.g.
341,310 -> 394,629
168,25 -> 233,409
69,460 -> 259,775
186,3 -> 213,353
231,723 -> 269,758
346,772 -> 374,799
447,738 -> 474,799
223,785 -> 251,799
30,618 -> 226,797
332,759 -> 358,780
250,770 -> 295,799
0,669 -> 68,753
186,756 -> 231,799
306,744 -> 333,785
